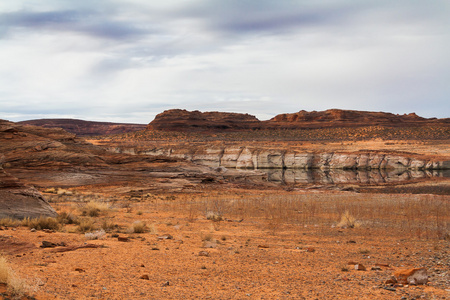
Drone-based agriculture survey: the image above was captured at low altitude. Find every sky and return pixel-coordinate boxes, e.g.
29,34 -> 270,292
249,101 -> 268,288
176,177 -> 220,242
0,0 -> 449,123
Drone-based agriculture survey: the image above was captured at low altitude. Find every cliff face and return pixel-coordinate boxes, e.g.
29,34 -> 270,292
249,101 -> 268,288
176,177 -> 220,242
147,109 -> 261,131
112,146 -> 449,171
146,109 -> 449,132
19,119 -> 146,136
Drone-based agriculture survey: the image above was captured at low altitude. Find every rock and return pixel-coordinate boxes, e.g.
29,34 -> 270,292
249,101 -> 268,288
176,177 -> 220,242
19,119 -> 146,136
257,245 -> 269,249
354,264 -> 366,271
40,241 -> 57,248
161,281 -> 170,287
393,268 -> 428,285
118,237 -> 129,242
75,268 -> 85,273
306,247 -> 315,253
140,274 -> 149,280
157,234 -> 173,240
147,109 -> 260,132
0,169 -> 57,219
198,251 -> 209,257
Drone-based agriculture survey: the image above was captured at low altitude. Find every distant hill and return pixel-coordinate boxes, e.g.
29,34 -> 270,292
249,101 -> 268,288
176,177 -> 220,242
19,119 -> 146,136
146,109 -> 449,132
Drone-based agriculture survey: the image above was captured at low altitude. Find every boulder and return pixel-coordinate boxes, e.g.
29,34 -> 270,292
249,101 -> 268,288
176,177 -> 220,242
393,268 -> 428,285
0,169 -> 57,219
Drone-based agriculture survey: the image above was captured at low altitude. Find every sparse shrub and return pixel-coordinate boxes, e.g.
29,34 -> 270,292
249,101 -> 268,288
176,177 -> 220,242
80,201 -> 111,217
206,211 -> 222,222
0,218 -> 21,227
131,221 -> 147,233
77,218 -> 97,233
23,216 -> 60,231
337,210 -> 360,229
56,211 -> 78,225
147,223 -> 158,234
0,255 -> 35,297
85,229 -> 106,240
202,233 -> 214,242
101,219 -> 118,232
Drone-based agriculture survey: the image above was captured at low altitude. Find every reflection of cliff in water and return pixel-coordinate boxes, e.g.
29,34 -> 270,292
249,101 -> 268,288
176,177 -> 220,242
264,169 -> 450,185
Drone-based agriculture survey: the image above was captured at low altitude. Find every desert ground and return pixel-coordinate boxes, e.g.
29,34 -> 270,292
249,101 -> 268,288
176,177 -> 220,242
1,188 -> 449,300
1,111 -> 449,299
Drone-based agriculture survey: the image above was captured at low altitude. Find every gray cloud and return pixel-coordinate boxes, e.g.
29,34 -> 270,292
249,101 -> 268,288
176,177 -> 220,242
0,9 -> 148,40
0,0 -> 449,123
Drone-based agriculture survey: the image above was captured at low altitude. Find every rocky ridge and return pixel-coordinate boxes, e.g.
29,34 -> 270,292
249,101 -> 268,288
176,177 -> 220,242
146,109 -> 450,132
19,119 -> 146,136
112,146 -> 450,171
147,109 -> 260,131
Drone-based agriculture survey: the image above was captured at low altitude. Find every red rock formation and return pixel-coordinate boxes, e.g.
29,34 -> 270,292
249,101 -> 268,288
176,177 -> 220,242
146,109 -> 449,132
19,119 -> 146,136
147,109 -> 261,131
267,109 -> 447,128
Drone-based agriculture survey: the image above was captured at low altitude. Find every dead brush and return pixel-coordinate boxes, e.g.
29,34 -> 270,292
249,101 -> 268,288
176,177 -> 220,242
80,201 -> 112,217
206,211 -> 223,222
22,216 -> 61,231
130,221 -> 147,233
56,211 -> 78,225
337,210 -> 360,229
77,218 -> 97,233
0,255 -> 36,297
0,218 -> 21,228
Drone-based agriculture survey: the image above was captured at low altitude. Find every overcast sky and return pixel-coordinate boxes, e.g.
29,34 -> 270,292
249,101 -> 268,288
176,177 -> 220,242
1,0 -> 449,123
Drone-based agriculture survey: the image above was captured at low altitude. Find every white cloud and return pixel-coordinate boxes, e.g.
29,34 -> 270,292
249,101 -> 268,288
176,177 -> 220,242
0,0 -> 449,123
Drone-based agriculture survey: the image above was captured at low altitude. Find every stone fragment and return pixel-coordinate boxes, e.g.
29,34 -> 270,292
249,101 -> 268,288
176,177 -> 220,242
157,234 -> 173,240
354,264 -> 366,271
393,268 -> 428,285
161,281 -> 170,287
40,241 -> 57,248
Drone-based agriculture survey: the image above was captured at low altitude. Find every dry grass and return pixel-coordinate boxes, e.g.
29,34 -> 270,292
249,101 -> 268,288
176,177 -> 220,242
160,191 -> 450,240
80,201 -> 112,217
22,216 -> 60,231
337,210 -> 360,229
0,255 -> 35,297
85,229 -> 106,240
130,220 -> 147,233
0,217 -> 21,227
77,218 -> 97,233
56,211 -> 78,225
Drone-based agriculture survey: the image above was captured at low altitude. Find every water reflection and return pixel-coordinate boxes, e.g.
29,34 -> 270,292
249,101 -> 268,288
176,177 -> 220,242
263,169 -> 449,185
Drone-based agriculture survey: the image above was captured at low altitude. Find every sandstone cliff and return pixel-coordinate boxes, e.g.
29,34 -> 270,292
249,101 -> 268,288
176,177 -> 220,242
117,146 -> 449,171
146,109 -> 449,132
147,109 -> 261,131
19,119 -> 146,136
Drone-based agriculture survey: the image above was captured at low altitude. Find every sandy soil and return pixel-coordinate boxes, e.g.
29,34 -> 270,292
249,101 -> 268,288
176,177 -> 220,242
1,190 -> 449,300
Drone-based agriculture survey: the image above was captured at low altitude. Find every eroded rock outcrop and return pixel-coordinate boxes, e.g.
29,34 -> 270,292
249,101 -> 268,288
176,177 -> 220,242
147,109 -> 260,132
0,168 -> 57,219
130,146 -> 449,171
146,109 -> 449,132
19,119 -> 146,136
